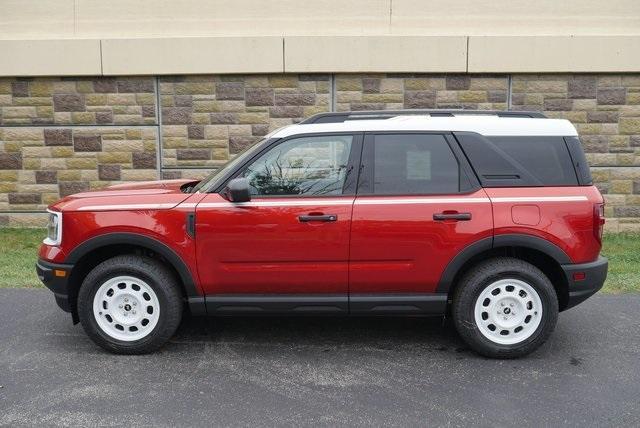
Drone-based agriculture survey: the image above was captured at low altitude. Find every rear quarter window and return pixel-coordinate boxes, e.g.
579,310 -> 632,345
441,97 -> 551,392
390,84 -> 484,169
456,133 -> 579,187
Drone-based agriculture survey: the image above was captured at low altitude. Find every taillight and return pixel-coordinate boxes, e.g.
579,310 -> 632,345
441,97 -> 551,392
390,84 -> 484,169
594,203 -> 605,242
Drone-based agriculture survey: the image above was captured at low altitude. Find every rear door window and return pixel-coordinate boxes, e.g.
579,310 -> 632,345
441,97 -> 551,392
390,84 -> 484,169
360,133 -> 465,195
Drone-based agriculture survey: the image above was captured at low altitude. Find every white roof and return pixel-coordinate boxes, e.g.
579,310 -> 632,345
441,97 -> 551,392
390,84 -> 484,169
271,115 -> 578,138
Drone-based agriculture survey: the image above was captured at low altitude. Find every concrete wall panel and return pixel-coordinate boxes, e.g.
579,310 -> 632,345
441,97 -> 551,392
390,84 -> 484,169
0,39 -> 101,76
285,36 -> 467,73
102,37 -> 284,75
469,36 -> 640,73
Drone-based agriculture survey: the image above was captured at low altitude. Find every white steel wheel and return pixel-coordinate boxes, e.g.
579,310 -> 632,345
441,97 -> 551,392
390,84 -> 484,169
473,278 -> 543,345
92,275 -> 160,342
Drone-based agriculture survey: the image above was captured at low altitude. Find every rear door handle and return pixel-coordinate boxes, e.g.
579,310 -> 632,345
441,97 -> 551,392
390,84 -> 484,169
298,214 -> 337,222
433,212 -> 472,221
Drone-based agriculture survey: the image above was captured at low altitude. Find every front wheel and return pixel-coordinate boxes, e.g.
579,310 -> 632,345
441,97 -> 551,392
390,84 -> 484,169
452,257 -> 559,359
77,255 -> 183,354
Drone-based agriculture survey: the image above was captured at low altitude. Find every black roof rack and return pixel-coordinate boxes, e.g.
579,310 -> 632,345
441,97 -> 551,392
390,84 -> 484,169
300,109 -> 547,124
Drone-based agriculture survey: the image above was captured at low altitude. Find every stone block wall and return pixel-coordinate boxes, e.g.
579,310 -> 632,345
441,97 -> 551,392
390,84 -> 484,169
0,73 -> 639,231
0,77 -> 156,126
335,75 -> 508,111
0,126 -> 157,212
158,75 -> 330,179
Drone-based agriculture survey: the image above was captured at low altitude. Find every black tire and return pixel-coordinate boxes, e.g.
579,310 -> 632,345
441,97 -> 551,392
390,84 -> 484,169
77,255 -> 183,354
452,257 -> 559,359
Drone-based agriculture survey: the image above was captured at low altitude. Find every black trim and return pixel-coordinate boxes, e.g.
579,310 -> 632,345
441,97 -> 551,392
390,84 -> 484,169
65,233 -> 201,297
342,133 -> 364,195
349,294 -> 447,315
186,213 -> 196,238
357,132 -> 375,194
301,110 -> 547,124
205,294 -> 349,315
561,137 -> 582,185
298,214 -> 337,222
493,234 -> 571,264
203,294 -> 448,316
564,136 -> 593,185
437,237 -> 493,293
436,234 -> 572,293
433,212 -> 472,221
444,133 -> 481,192
36,259 -> 74,313
562,256 -> 608,310
187,297 -> 207,316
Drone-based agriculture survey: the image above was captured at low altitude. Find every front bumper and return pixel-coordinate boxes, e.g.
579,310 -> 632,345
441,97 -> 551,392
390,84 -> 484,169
561,256 -> 608,310
36,259 -> 74,313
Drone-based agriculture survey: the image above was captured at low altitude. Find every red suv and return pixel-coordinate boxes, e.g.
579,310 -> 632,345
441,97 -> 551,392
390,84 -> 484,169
37,110 -> 607,358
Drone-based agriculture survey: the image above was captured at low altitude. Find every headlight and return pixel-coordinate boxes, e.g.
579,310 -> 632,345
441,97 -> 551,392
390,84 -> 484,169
43,210 -> 62,246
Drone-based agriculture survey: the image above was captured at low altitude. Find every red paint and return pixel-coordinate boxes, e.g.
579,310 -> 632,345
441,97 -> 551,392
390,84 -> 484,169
486,186 -> 603,263
194,193 -> 353,294
41,179 -> 207,295
39,178 -> 604,297
511,205 -> 540,226
349,189 -> 493,293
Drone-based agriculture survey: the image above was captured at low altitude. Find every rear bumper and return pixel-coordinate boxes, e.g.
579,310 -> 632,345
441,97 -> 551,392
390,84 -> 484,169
561,256 -> 608,310
36,259 -> 74,313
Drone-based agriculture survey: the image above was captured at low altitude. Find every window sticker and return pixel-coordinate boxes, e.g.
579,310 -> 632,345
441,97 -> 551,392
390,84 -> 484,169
406,150 -> 431,180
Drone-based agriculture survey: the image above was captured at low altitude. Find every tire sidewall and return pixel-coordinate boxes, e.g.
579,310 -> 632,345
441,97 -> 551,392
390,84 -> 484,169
78,261 -> 175,352
455,262 -> 559,357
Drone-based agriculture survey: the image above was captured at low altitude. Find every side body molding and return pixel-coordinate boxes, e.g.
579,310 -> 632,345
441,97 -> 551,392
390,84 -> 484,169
65,233 -> 201,298
436,234 -> 572,293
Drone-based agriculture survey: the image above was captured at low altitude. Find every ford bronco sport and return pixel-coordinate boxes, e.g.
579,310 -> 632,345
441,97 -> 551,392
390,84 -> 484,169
37,110 -> 608,358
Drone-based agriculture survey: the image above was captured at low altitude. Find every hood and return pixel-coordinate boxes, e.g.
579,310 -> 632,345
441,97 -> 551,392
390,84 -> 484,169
69,179 -> 196,198
51,179 -> 200,212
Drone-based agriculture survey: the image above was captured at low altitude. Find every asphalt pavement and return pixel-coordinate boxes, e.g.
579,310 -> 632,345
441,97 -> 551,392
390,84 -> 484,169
0,289 -> 639,427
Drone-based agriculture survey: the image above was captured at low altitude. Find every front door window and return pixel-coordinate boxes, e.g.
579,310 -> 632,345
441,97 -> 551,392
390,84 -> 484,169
242,135 -> 353,197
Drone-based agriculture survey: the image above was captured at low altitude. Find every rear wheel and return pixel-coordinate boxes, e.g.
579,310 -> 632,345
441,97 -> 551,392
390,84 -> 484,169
77,255 -> 183,354
452,257 -> 558,358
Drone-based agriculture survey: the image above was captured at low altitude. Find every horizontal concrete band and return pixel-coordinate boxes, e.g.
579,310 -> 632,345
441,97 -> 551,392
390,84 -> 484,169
0,36 -> 640,76
2,0 -> 639,38
469,36 -> 640,73
0,35 -> 640,76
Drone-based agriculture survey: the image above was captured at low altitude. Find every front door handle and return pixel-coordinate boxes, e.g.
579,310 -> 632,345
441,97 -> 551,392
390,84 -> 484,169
299,214 -> 337,222
433,212 -> 472,221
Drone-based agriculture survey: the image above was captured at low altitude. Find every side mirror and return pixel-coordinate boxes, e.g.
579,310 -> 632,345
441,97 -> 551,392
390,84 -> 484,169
224,177 -> 251,203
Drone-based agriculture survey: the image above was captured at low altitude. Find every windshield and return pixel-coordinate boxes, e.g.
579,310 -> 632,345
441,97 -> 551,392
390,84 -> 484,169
190,137 -> 271,193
